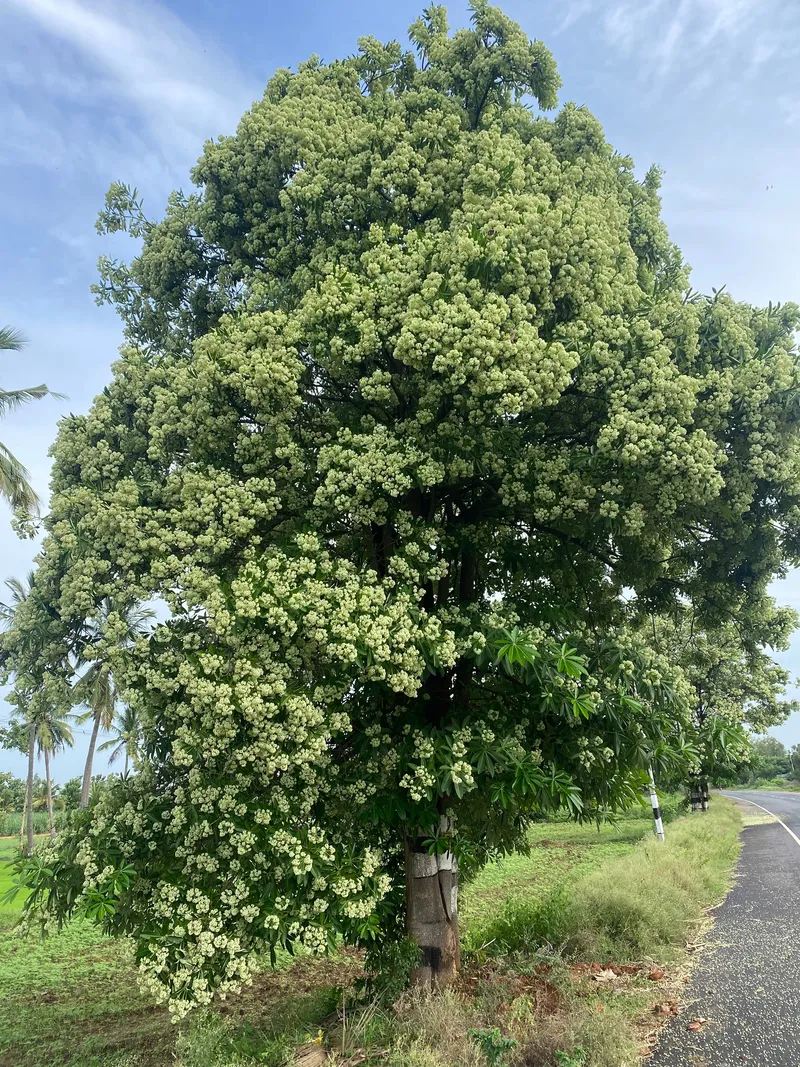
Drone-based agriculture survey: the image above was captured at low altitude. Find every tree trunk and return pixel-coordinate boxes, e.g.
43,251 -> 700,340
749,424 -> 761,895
689,778 -> 702,813
405,820 -> 460,989
44,748 -> 55,838
124,750 -> 129,776
25,722 -> 35,856
80,713 -> 101,809
700,778 -> 709,812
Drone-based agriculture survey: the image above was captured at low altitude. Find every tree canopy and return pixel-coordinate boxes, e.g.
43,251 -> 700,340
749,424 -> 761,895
644,600 -> 798,785
7,1 -> 800,1017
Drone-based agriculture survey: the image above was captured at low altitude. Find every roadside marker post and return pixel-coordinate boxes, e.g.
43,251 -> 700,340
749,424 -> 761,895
648,766 -> 665,842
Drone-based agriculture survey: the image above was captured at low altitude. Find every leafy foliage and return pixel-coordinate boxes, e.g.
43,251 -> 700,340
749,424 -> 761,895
468,1026 -> 517,1065
0,771 -> 27,813
644,602 -> 798,785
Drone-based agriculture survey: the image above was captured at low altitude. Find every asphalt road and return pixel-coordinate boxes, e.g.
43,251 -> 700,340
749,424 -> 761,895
650,790 -> 800,1067
724,789 -> 800,835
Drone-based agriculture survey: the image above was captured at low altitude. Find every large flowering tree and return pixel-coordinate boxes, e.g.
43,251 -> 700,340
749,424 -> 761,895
645,600 -> 799,803
10,2 -> 800,1015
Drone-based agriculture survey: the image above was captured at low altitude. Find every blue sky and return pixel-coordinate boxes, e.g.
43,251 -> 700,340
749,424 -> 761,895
2,0 -> 800,781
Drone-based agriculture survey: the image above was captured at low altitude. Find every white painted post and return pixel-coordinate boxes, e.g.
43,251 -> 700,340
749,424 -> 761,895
648,766 -> 665,842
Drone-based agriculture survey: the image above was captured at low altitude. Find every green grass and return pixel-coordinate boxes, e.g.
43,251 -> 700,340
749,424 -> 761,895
565,799 -> 741,960
462,797 -> 686,954
0,840 -> 18,911
0,836 -> 44,912
385,800 -> 742,1067
0,794 -> 740,1067
0,834 -> 172,1067
0,919 -> 168,1067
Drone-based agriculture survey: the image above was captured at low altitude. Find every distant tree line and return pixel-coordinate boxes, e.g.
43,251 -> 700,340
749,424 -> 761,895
728,735 -> 800,786
0,770 -> 109,815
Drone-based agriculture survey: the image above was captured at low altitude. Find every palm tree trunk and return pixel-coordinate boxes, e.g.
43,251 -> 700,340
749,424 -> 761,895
44,747 -> 55,837
124,750 -> 129,776
80,712 -> 101,809
25,721 -> 35,856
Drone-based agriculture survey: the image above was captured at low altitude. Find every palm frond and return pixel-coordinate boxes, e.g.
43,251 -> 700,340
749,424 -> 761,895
4,574 -> 32,604
98,737 -> 125,764
98,704 -> 141,767
0,385 -> 52,417
0,571 -> 34,626
0,327 -> 26,352
0,441 -> 40,514
35,714 -> 74,754
73,662 -> 116,729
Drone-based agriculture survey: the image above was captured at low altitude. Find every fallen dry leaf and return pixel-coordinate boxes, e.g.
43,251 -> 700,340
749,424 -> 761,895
648,969 -> 665,981
653,1001 -> 679,1016
686,1017 -> 707,1032
591,968 -> 617,982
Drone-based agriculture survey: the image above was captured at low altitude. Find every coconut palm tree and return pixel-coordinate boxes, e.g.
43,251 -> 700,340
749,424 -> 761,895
98,704 -> 142,775
22,718 -> 35,854
74,600 -> 154,808
0,327 -> 60,515
35,708 -> 73,837
0,572 -> 70,850
0,572 -> 37,854
0,571 -> 35,627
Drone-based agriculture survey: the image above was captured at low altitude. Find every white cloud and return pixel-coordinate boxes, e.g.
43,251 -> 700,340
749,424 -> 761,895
0,0 -> 256,178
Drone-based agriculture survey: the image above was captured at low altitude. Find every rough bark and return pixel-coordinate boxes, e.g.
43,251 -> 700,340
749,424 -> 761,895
406,820 -> 460,989
25,722 -> 35,856
44,748 -> 55,838
700,777 -> 710,812
80,712 -> 101,809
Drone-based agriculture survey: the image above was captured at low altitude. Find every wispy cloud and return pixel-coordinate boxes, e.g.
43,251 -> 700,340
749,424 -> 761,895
560,0 -> 798,83
780,95 -> 800,125
0,0 -> 256,180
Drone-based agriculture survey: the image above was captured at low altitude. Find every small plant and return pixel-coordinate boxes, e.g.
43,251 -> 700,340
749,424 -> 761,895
468,1026 -> 518,1066
360,937 -> 421,1006
555,1048 -> 587,1067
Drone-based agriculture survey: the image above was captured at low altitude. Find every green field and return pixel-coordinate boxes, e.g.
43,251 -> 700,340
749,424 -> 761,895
0,796 -> 733,1067
0,839 -> 19,912
0,837 -> 170,1067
